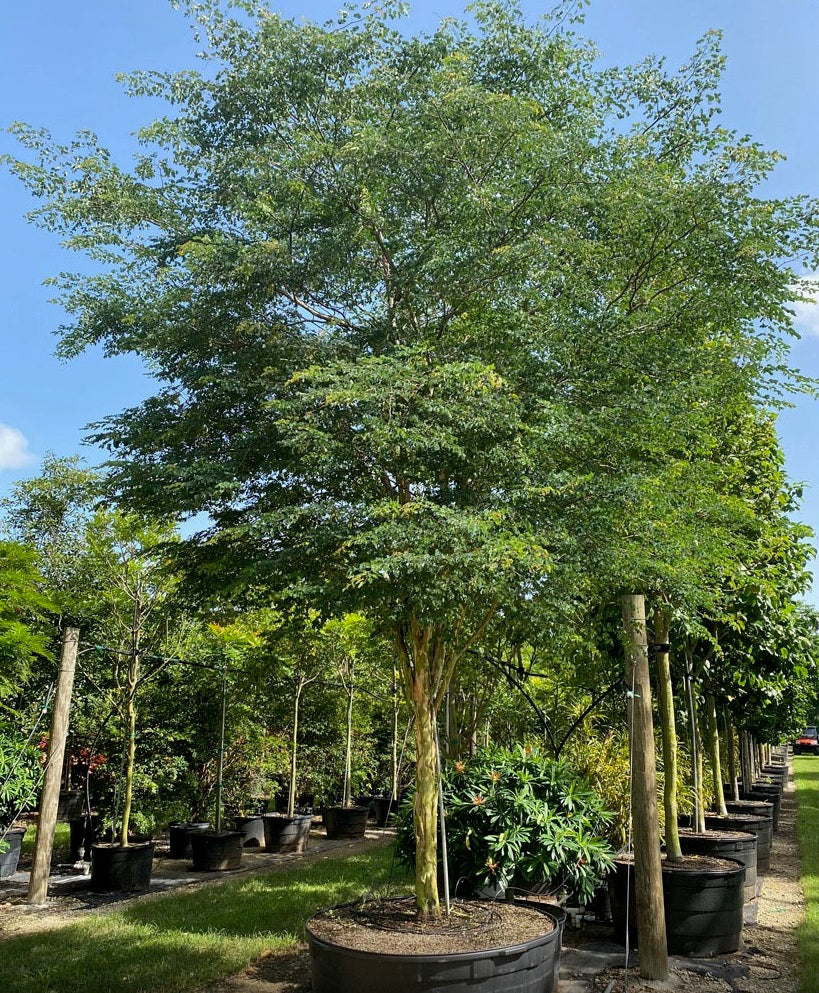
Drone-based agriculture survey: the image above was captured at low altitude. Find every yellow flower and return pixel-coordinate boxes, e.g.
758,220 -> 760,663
472,793 -> 485,806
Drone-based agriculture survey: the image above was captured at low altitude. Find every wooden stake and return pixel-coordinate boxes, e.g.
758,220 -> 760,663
28,627 -> 79,905
622,594 -> 668,981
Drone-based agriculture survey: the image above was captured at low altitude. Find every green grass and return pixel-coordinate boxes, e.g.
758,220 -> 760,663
21,822 -> 70,857
0,843 -> 411,993
793,756 -> 819,992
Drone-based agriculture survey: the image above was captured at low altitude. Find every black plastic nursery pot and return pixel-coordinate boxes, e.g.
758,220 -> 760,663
90,841 -> 155,893
609,855 -> 745,957
168,821 -> 210,859
0,828 -> 25,878
307,897 -> 562,993
190,830 -> 243,871
262,813 -> 312,853
324,805 -> 369,840
703,812 -> 772,873
233,814 -> 266,847
678,829 -> 758,904
740,789 -> 781,831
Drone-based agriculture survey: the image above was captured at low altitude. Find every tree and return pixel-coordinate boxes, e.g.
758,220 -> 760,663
8,2 -> 819,926
0,541 -> 54,696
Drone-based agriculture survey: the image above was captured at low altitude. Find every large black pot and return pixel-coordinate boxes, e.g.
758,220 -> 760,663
324,805 -> 369,840
609,855 -> 745,957
0,828 -> 25,878
703,813 -> 772,873
262,813 -> 312,853
741,789 -> 781,831
168,821 -> 210,859
307,897 -> 561,993
190,830 -> 243,871
91,841 -> 155,893
678,829 -> 757,904
233,814 -> 266,848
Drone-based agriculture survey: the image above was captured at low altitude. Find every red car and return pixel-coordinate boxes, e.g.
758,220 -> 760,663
794,726 -> 819,754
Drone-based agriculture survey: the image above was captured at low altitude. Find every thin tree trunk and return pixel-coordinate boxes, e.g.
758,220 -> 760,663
622,594 -> 668,982
392,667 -> 400,802
654,610 -> 681,860
724,706 -> 739,802
684,661 -> 705,832
704,692 -> 726,815
288,678 -> 303,818
120,653 -> 140,847
343,665 -> 354,807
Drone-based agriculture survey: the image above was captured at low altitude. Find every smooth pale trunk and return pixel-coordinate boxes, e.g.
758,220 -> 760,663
653,614 -> 681,860
288,679 -> 303,818
343,667 -> 354,807
621,594 -> 668,982
723,706 -> 740,802
704,692 -> 727,815
120,654 -> 140,847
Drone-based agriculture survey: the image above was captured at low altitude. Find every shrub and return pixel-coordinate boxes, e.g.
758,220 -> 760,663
397,743 -> 615,904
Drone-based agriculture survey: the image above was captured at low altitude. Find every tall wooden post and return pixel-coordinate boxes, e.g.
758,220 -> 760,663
28,627 -> 79,905
622,595 -> 668,981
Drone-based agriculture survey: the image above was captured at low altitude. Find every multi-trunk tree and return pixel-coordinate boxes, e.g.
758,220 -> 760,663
8,1 -> 819,934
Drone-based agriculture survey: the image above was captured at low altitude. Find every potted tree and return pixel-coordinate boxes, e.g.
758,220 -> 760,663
86,512 -> 180,893
323,616 -> 373,841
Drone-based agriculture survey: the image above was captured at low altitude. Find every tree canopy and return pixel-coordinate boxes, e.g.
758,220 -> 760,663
7,0 -> 819,917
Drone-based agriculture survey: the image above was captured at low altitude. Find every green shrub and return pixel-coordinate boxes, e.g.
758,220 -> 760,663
397,743 -> 615,904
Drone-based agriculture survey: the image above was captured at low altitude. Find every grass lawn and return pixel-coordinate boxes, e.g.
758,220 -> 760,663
21,822 -> 70,856
793,755 -> 819,993
0,843 -> 411,993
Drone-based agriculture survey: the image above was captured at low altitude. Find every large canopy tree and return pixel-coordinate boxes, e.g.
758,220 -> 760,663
7,1 -> 819,921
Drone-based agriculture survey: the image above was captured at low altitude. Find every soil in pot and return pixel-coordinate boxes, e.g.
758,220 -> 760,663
90,841 -> 155,893
262,813 -> 312,853
189,830 -> 243,871
324,805 -> 369,839
307,896 -> 561,993
609,853 -> 746,957
678,828 -> 758,904
0,828 -> 26,878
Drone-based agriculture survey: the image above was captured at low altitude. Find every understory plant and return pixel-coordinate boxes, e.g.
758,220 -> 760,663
0,719 -> 42,848
397,743 -> 614,904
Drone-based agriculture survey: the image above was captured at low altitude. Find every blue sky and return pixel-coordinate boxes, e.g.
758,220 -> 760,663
2,0 -> 819,597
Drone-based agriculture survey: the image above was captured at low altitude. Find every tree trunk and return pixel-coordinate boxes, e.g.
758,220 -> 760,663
288,678 -> 303,818
684,667 -> 705,833
621,594 -> 668,982
120,652 -> 140,847
391,667 -> 400,802
653,610 -> 681,860
412,672 -> 439,919
343,664 -> 354,807
723,706 -> 739,802
704,692 -> 726,815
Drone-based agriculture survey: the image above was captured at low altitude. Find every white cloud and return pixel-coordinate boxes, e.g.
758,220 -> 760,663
792,273 -> 819,336
0,423 -> 34,469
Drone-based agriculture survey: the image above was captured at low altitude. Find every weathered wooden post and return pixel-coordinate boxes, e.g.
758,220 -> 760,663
28,627 -> 79,904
